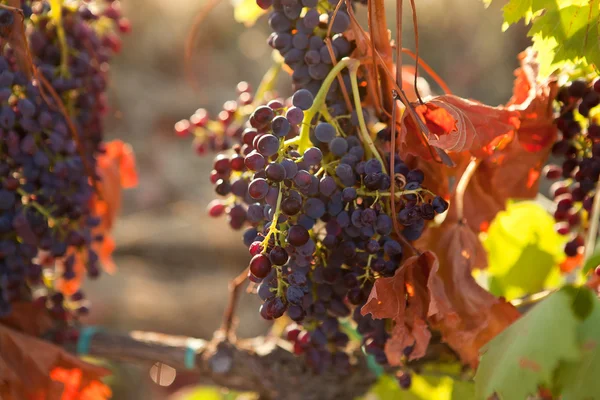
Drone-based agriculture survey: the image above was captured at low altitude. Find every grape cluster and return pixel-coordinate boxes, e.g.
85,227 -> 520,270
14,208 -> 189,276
188,82 -> 448,372
178,0 -> 449,375
259,0 -> 358,115
0,1 -> 127,318
544,77 -> 600,258
175,82 -> 258,156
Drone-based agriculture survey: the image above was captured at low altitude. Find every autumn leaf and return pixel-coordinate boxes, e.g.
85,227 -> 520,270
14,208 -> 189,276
411,48 -> 557,233
0,303 -> 53,337
398,95 -> 520,161
96,140 -> 138,232
58,140 -> 137,295
361,251 -> 442,365
420,221 -> 521,367
50,368 -> 112,400
506,47 -> 559,152
0,324 -> 109,400
451,136 -> 550,233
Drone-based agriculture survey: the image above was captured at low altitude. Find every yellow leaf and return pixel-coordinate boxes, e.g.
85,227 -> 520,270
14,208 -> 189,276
232,0 -> 267,27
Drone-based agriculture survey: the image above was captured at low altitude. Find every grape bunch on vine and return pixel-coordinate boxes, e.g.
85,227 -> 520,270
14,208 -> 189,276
176,0 -> 600,397
0,0 -> 599,399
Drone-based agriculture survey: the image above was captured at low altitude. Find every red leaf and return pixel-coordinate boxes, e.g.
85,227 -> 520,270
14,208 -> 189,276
398,95 -> 520,160
0,324 -> 109,400
361,251 -> 441,365
506,48 -> 559,152
57,140 -> 137,295
50,368 -> 112,400
423,221 -> 521,367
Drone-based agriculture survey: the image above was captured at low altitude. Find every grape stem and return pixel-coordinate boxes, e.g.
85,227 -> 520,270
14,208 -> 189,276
583,178 -> 600,267
347,61 -> 387,169
455,157 -> 481,222
252,60 -> 282,108
17,188 -> 56,222
49,0 -> 70,78
356,188 -> 432,198
260,182 -> 286,298
286,58 -> 354,152
262,182 -> 284,253
320,105 -> 346,137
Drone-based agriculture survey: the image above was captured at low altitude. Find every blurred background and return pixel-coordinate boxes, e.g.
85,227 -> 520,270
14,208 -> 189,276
82,0 -> 529,397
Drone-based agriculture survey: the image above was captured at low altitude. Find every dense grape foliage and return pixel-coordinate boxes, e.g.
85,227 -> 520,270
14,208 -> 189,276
544,77 -> 600,260
0,1 -> 127,319
179,0 -> 450,372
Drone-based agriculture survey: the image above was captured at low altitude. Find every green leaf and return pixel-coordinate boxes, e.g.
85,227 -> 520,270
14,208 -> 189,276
562,285 -> 595,320
528,0 -> 600,71
484,0 -> 599,75
582,239 -> 600,273
502,0 -> 533,26
175,387 -> 224,400
366,375 -> 423,400
555,291 -> 600,399
364,372 -> 475,400
232,0 -> 267,27
483,201 -> 566,300
475,286 -> 582,400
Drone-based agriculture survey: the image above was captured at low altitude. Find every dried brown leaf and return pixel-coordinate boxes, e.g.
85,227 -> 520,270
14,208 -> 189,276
423,221 -> 521,367
362,251 -> 442,365
0,324 -> 109,400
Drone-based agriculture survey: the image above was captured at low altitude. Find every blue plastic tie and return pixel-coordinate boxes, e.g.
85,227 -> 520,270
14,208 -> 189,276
77,326 -> 100,355
185,339 -> 204,369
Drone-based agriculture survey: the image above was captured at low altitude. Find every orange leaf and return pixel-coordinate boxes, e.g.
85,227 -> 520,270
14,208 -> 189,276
0,324 -> 109,400
506,48 -> 559,152
361,251 -> 441,365
398,95 -> 520,160
50,368 -> 112,400
96,140 -> 138,232
424,221 -> 521,367
56,141 -> 137,295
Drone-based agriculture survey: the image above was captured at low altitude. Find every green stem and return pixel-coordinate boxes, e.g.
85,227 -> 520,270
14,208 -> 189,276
347,61 -> 386,169
262,182 -> 284,253
50,0 -> 70,78
286,58 -> 354,153
320,105 -> 346,137
356,188 -> 427,198
252,60 -> 282,107
17,188 -> 55,221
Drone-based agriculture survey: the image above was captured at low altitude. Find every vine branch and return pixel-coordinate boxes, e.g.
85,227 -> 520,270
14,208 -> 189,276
56,292 -> 548,399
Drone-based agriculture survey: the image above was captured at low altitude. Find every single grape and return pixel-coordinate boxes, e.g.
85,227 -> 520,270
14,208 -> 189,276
315,122 -> 336,143
287,225 -> 310,246
250,254 -> 272,278
257,134 -> 280,157
303,147 -> 323,166
248,178 -> 270,199
271,116 -> 291,137
292,89 -> 314,110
